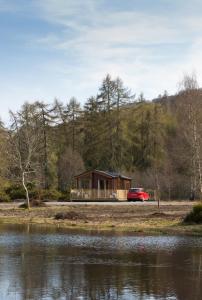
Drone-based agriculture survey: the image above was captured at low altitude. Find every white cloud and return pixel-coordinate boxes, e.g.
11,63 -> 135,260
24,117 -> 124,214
35,0 -> 97,31
2,0 -> 202,121
31,2 -> 197,99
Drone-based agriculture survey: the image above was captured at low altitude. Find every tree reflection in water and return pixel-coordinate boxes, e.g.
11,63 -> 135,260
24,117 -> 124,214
0,225 -> 201,300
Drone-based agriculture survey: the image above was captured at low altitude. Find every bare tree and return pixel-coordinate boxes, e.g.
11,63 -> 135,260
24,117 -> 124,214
178,74 -> 202,199
0,121 -> 9,183
8,104 -> 42,209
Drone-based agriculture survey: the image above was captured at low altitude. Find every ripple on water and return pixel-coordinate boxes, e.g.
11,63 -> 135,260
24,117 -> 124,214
0,227 -> 202,253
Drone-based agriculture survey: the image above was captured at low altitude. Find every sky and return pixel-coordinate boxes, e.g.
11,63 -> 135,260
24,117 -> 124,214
1,0 -> 202,122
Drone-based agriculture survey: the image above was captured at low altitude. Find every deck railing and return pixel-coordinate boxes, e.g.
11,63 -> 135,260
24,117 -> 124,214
70,189 -> 128,201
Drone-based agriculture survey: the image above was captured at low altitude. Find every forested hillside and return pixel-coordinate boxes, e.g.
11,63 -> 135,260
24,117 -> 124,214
0,74 -> 201,200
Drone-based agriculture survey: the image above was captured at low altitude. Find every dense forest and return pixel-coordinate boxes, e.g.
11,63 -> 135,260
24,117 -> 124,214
0,74 -> 201,202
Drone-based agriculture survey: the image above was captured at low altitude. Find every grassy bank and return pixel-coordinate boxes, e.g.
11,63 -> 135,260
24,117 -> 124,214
0,202 -> 201,235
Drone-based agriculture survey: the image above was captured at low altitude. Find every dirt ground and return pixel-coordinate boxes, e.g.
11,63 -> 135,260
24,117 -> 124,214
0,201 -> 201,235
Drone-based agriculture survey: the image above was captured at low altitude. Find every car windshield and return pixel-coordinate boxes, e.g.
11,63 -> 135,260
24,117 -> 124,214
129,188 -> 143,192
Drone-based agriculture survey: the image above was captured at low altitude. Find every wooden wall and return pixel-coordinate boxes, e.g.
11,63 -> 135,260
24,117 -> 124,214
76,171 -> 131,190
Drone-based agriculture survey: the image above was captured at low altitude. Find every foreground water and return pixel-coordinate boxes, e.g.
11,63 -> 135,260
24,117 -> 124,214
0,225 -> 201,300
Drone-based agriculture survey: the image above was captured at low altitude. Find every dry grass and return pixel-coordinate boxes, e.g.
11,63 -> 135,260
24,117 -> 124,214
0,202 -> 201,235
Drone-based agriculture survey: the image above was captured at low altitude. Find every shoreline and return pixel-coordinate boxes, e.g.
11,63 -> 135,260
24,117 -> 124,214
0,216 -> 202,236
0,201 -> 201,236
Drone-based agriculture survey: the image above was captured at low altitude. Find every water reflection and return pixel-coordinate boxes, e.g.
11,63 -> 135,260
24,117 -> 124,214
0,224 -> 201,300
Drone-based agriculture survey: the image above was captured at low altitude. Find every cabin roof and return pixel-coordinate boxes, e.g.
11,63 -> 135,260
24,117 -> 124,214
75,169 -> 132,180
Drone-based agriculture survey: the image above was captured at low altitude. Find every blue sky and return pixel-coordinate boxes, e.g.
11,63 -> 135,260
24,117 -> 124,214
1,0 -> 202,122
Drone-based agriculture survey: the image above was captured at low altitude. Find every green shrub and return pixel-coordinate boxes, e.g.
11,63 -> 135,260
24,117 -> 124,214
5,184 -> 26,200
39,189 -> 63,201
58,191 -> 70,201
28,189 -> 39,200
5,183 -> 38,200
37,189 -> 70,201
0,190 -> 10,202
4,183 -> 68,202
184,203 -> 202,224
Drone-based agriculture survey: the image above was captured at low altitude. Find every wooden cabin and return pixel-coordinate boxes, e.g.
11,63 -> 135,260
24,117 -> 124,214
71,170 -> 132,201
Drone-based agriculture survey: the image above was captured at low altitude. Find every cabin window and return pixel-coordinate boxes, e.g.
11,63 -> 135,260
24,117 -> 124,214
98,179 -> 109,190
100,180 -> 105,190
80,178 -> 91,189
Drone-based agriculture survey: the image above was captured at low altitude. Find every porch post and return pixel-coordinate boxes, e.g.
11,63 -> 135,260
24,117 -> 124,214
98,179 -> 100,198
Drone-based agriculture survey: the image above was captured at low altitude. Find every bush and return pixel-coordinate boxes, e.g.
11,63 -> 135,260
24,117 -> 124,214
39,189 -> 63,201
4,183 -> 68,202
183,203 -> 202,224
0,190 -> 10,202
57,191 -> 70,201
28,189 -> 39,200
5,184 -> 26,200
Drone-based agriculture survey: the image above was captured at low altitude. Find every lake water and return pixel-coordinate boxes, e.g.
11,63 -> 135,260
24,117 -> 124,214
0,224 -> 201,300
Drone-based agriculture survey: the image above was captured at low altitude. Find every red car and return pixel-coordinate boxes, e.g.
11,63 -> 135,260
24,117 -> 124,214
127,188 -> 149,202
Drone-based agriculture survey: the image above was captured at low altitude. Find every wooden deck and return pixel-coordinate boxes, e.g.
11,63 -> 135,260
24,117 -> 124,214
70,189 -> 128,201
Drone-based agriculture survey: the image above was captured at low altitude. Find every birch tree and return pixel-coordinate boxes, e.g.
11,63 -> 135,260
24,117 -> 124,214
8,104 -> 42,209
178,74 -> 202,199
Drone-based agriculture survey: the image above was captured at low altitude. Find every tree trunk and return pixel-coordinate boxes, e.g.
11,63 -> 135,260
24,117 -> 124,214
42,109 -> 49,189
22,172 -> 30,210
155,169 -> 160,209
